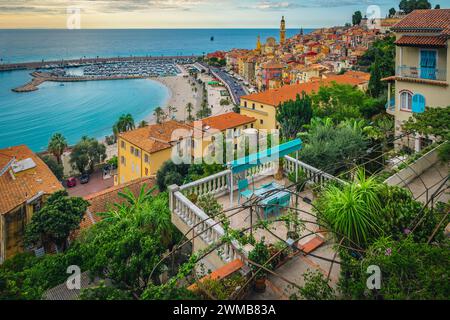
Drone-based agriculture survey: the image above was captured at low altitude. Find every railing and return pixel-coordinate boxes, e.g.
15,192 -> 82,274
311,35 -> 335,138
170,188 -> 245,263
180,169 -> 231,197
284,155 -> 348,185
397,66 -> 447,82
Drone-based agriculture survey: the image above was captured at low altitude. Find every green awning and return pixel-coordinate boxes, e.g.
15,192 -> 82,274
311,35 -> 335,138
228,139 -> 302,174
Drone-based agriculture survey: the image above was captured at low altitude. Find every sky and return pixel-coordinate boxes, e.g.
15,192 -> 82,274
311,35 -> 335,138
0,0 -> 448,29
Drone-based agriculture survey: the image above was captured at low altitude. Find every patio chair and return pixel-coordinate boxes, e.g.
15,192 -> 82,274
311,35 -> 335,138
238,179 -> 253,203
262,198 -> 279,219
277,193 -> 291,214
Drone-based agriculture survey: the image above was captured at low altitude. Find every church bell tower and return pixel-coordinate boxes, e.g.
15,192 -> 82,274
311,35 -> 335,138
280,16 -> 286,46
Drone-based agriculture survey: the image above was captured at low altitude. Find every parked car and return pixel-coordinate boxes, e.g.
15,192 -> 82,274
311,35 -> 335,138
80,173 -> 90,184
66,177 -> 77,188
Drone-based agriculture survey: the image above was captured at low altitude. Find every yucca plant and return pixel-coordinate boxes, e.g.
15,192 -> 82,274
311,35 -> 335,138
316,169 -> 383,247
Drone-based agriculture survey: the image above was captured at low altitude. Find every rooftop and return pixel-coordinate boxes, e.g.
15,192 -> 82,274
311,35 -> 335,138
0,145 -> 63,215
119,120 -> 193,154
395,35 -> 448,47
194,112 -> 256,132
392,9 -> 450,33
241,72 -> 370,106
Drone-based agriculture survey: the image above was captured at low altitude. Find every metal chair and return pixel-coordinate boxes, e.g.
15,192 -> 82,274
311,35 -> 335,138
238,178 -> 253,203
262,197 -> 278,219
277,193 -> 291,214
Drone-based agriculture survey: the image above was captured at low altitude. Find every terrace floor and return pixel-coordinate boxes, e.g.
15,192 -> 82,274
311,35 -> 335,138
214,175 -> 341,298
406,162 -> 449,204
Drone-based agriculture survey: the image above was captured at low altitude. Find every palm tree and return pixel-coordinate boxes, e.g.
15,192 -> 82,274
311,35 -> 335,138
167,105 -> 178,120
48,133 -> 67,164
153,107 -> 167,124
112,114 -> 135,142
186,102 -> 194,122
138,120 -> 148,128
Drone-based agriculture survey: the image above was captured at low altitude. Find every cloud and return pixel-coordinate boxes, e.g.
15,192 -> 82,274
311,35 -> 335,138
240,0 -> 393,10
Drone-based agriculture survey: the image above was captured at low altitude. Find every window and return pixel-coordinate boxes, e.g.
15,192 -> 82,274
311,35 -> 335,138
120,156 -> 126,166
400,91 -> 412,111
261,105 -> 264,109
145,168 -> 149,176
251,124 -> 254,128
260,119 -> 264,125
420,50 -> 437,80
130,146 -> 135,154
121,141 -> 126,149
252,103 -> 255,109
244,125 -> 248,129
412,94 -> 426,113
244,101 -> 247,107
144,154 -> 149,163
135,149 -> 140,157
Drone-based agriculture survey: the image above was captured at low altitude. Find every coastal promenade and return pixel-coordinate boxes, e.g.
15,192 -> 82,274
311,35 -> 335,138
0,55 -> 199,72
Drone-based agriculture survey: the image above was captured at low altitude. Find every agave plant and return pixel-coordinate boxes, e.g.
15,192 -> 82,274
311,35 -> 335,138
316,169 -> 383,247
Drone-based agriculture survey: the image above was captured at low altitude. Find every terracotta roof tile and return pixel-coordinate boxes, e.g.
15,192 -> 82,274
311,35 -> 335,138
0,145 -> 63,214
241,72 -> 370,107
194,112 -> 256,132
395,35 -> 448,47
119,120 -> 193,154
392,9 -> 450,32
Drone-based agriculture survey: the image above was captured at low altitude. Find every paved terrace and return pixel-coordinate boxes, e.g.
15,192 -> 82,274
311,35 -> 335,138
169,156 -> 343,296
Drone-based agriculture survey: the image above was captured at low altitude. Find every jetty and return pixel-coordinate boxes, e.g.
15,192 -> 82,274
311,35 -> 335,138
12,72 -> 150,93
0,55 -> 199,72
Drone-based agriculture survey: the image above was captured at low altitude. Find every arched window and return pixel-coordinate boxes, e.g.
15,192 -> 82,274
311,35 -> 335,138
400,91 -> 413,111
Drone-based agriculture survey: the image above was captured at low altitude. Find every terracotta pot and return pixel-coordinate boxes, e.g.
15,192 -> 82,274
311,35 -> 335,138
254,277 -> 267,293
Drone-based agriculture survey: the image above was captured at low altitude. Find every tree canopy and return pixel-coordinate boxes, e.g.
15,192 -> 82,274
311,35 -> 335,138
24,190 -> 89,251
276,92 -> 313,140
399,0 -> 432,14
69,136 -> 107,174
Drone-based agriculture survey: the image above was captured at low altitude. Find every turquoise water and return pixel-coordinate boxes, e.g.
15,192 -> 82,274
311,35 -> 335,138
0,70 -> 169,151
0,29 -> 311,152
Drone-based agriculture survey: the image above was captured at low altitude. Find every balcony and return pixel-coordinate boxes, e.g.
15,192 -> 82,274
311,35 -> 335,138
396,66 -> 447,83
169,156 -> 346,295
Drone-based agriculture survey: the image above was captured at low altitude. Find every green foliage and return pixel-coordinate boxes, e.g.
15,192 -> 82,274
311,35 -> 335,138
315,170 -> 384,247
276,92 -> 313,140
352,11 -> 362,25
339,237 -> 449,300
0,252 -> 81,300
25,190 -> 89,251
153,107 -> 167,124
299,120 -> 369,175
40,155 -> 64,180
220,98 -> 230,106
79,282 -> 133,300
198,273 -> 247,300
378,185 -> 448,243
403,106 -> 450,139
113,113 -> 135,140
69,136 -> 107,174
399,0 -> 431,14
388,7 -> 396,17
156,161 -> 224,192
248,240 -> 272,279
311,83 -> 382,121
197,193 -> 223,217
47,133 -> 68,164
291,270 -> 335,300
107,155 -> 118,168
142,282 -> 199,300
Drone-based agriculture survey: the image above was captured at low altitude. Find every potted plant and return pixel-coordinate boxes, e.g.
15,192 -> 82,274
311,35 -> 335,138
248,240 -> 272,293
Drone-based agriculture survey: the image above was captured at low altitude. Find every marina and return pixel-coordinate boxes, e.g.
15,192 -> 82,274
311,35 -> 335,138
11,57 -> 196,93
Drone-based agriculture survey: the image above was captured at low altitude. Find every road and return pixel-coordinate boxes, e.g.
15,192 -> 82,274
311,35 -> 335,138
197,62 -> 248,105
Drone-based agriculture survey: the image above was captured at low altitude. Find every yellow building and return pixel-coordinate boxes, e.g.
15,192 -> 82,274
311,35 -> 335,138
240,73 -> 371,130
0,145 -> 63,263
116,121 -> 193,185
117,114 -> 256,185
382,9 -> 450,150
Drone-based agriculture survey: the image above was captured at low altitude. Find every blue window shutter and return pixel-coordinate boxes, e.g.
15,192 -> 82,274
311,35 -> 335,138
412,94 -> 425,113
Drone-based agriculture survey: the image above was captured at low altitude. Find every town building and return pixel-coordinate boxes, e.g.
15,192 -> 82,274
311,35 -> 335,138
116,113 -> 256,185
0,145 -> 63,263
239,71 -> 370,130
382,9 -> 450,150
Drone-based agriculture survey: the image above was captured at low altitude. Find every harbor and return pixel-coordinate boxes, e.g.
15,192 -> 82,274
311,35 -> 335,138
10,56 -> 197,93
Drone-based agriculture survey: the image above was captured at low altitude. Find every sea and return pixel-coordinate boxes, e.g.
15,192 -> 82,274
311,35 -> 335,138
0,29 -> 309,151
